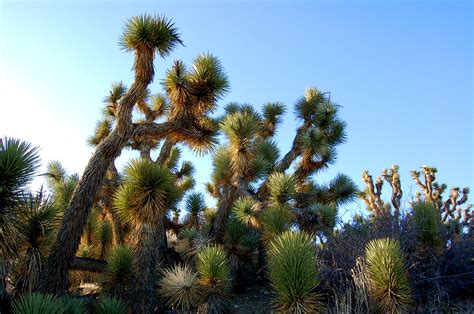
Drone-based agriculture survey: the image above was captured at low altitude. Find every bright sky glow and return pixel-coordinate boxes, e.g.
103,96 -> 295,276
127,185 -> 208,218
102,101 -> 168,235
1,1 -> 472,218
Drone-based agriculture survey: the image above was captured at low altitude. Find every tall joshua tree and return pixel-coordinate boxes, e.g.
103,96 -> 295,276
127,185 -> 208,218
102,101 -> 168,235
39,14 -> 229,293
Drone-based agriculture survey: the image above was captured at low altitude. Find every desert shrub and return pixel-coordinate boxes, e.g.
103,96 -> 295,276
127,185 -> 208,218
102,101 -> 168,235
101,245 -> 133,297
158,264 -> 200,311
12,293 -> 66,314
267,231 -> 319,313
365,238 -> 411,313
196,245 -> 231,313
94,296 -> 127,314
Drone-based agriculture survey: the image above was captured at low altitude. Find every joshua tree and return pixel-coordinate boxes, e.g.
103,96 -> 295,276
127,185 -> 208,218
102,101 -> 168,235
113,159 -> 179,312
38,14 -> 229,293
207,89 -> 357,243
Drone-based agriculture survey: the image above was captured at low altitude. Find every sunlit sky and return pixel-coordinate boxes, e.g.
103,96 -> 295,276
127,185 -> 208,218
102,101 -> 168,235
1,1 -> 472,218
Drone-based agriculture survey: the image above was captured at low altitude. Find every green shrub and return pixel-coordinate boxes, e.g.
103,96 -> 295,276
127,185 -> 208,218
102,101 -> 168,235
102,245 -> 133,297
12,293 -> 65,314
94,296 -> 127,314
365,238 -> 411,313
267,231 -> 319,313
196,246 -> 231,313
412,201 -> 439,247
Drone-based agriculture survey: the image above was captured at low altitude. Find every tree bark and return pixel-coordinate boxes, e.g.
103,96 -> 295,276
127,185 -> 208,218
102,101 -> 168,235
37,77 -> 151,294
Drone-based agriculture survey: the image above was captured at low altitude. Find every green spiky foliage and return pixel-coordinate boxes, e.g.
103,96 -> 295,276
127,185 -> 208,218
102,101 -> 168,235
164,54 -> 229,154
296,203 -> 338,237
412,201 -> 440,247
45,161 -> 79,212
159,264 -> 201,311
63,297 -> 87,314
97,220 -> 113,259
183,192 -> 206,229
220,108 -> 261,182
223,218 -> 258,272
267,231 -> 319,313
13,192 -> 60,293
113,158 -> 179,312
196,246 -> 231,313
365,238 -> 412,313
102,245 -> 133,297
0,138 -> 40,259
260,206 -> 293,242
312,174 -> 358,206
267,172 -> 297,206
120,14 -> 183,83
0,137 -> 40,305
88,119 -> 113,146
94,297 -> 127,314
11,293 -> 66,314
260,102 -> 285,138
232,196 -> 260,228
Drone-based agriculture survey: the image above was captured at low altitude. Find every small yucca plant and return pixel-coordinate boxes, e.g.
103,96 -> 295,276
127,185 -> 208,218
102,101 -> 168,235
94,296 -> 127,314
159,264 -> 200,311
196,246 -> 231,313
412,201 -> 440,247
102,245 -> 133,297
365,238 -> 411,313
267,231 -> 319,313
12,293 -> 66,314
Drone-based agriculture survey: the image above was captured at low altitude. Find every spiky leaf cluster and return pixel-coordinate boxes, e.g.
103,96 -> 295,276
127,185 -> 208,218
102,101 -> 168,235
159,264 -> 200,311
232,196 -> 260,228
365,238 -> 412,313
267,231 -> 319,313
114,159 -> 179,225
196,246 -> 231,311
267,172 -> 297,206
102,245 -> 133,297
412,201 -> 440,247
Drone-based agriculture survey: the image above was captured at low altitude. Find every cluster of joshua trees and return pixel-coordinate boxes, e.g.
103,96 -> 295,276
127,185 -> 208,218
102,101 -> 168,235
1,14 -> 472,313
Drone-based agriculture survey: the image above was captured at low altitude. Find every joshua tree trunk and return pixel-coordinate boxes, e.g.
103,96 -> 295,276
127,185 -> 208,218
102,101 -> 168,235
37,77 -> 152,294
129,223 -> 160,313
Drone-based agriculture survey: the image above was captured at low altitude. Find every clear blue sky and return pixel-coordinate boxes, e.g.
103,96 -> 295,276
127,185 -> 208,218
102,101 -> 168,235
1,1 -> 472,218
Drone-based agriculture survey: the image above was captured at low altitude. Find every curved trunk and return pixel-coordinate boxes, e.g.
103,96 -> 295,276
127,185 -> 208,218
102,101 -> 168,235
37,78 -> 150,294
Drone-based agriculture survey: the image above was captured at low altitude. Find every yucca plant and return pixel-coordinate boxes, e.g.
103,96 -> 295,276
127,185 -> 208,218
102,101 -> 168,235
12,293 -> 66,314
102,245 -> 133,298
63,297 -> 87,314
13,192 -> 60,293
0,137 -> 40,306
159,264 -> 200,311
412,201 -> 440,247
97,220 -> 114,259
267,231 -> 319,313
365,238 -> 411,313
94,296 -> 127,314
196,246 -> 231,313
